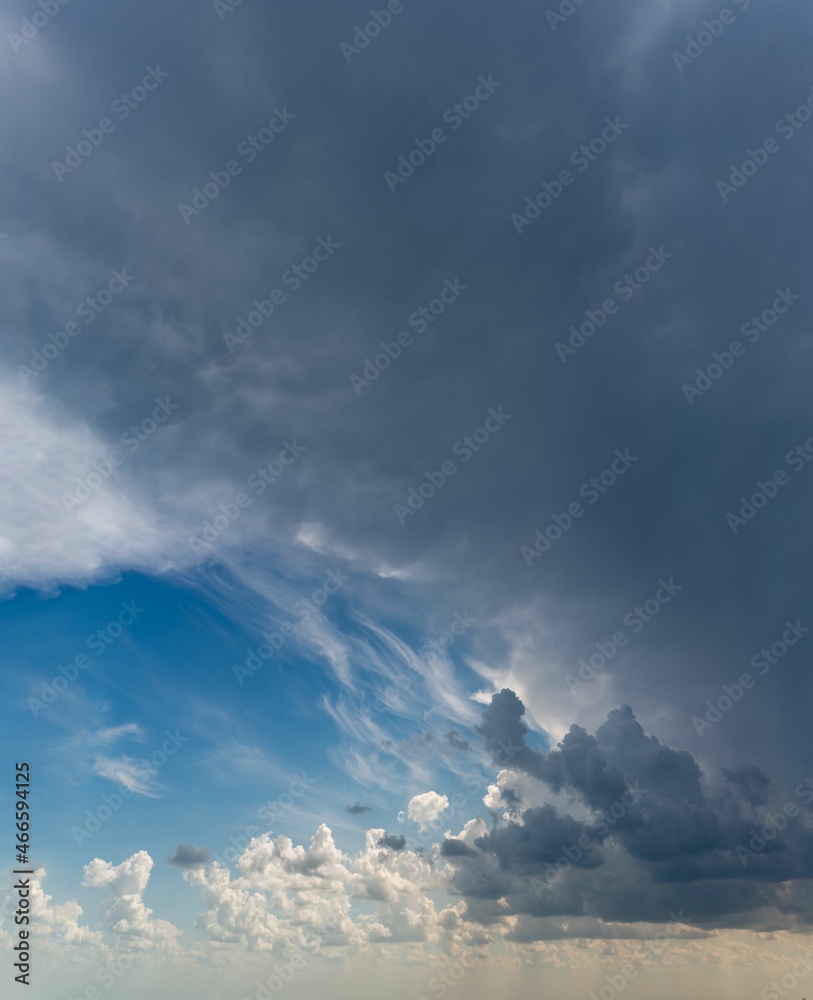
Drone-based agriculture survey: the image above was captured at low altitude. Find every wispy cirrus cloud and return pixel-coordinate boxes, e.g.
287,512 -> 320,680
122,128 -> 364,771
92,755 -> 161,797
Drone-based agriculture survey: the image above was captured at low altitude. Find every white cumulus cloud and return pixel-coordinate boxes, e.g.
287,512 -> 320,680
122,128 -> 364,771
405,791 -> 449,833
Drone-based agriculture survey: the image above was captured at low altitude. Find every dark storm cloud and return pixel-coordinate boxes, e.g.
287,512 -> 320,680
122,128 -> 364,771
4,0 -> 811,775
346,803 -> 372,815
377,834 -> 407,851
497,785 -> 522,815
476,690 -> 760,865
444,690 -> 813,932
476,689 -> 629,812
4,0 -> 813,939
168,843 -> 211,869
440,838 -> 477,858
722,765 -> 771,808
445,729 -> 471,752
475,803 -> 603,870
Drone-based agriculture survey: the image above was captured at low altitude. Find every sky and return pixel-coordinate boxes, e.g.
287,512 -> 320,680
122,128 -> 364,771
1,0 -> 812,997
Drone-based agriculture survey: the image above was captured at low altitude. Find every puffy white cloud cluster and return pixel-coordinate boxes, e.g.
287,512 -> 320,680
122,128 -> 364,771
182,860 -> 290,951
350,828 -> 432,902
444,816 -> 489,850
405,791 -> 449,833
21,867 -> 103,948
7,841 -> 813,982
182,822 -> 493,955
0,855 -> 173,964
81,851 -> 179,949
482,768 -> 585,823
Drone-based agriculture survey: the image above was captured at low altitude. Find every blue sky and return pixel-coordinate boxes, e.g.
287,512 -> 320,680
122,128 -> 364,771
2,565 -> 488,862
2,0 -> 813,997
